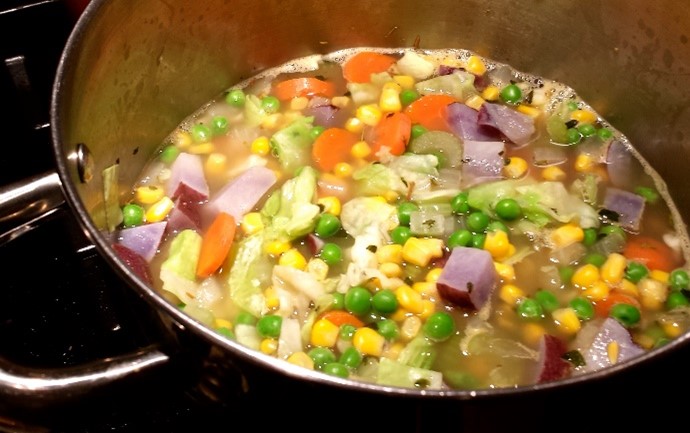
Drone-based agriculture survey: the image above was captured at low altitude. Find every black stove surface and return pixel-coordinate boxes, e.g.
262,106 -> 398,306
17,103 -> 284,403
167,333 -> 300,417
2,1 -> 690,432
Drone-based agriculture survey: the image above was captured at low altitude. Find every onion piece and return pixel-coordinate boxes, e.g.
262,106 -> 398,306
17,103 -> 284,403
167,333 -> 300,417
532,145 -> 567,167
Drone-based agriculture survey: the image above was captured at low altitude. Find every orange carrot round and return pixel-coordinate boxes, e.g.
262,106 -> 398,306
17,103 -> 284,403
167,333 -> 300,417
370,112 -> 412,158
311,127 -> 359,172
342,51 -> 397,83
318,310 -> 365,328
623,235 -> 678,272
272,77 -> 336,101
403,94 -> 456,132
196,212 -> 237,279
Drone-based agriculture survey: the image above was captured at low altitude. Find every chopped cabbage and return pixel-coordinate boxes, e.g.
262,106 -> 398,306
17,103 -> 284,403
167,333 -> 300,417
270,116 -> 314,174
228,232 -> 270,317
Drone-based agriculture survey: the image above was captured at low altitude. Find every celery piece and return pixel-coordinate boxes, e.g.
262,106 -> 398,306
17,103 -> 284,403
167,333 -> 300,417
270,116 -> 314,174
408,131 -> 463,168
397,336 -> 437,370
415,70 -> 477,101
376,358 -> 443,389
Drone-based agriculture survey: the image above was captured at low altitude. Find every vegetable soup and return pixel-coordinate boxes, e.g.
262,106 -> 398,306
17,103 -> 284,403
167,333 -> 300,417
109,47 -> 690,390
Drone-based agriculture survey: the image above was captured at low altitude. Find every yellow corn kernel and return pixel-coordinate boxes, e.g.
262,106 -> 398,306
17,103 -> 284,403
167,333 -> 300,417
188,142 -> 215,155
516,104 -> 541,119
290,96 -> 309,111
379,82 -> 402,113
264,287 -> 280,310
552,307 -> 582,335
376,244 -> 403,265
541,166 -> 566,182
465,94 -> 485,111
135,185 -> 165,205
570,109 -> 598,124
145,196 -> 174,222
607,341 -> 620,364
395,285 -> 425,314
618,279 -> 640,298
350,141 -> 372,159
550,224 -> 585,248
572,264 -> 600,288
504,157 -> 528,179
417,299 -> 436,320
344,117 -> 364,134
522,322 -> 546,346
390,307 -> 411,322
400,315 -> 422,341
481,85 -> 500,101
261,113 -> 283,130
574,154 -> 594,172
601,253 -> 627,285
638,277 -> 667,310
205,152 -> 227,176
214,318 -> 233,330
465,55 -> 487,76
499,283 -> 525,306
650,270 -> 670,284
260,338 -> 278,355
317,196 -> 341,216
352,327 -> 385,356
264,240 -> 291,256
333,162 -> 353,178
379,262 -> 403,278
582,280 -> 610,301
494,262 -> 516,282
171,130 -> 193,149
425,267 -> 443,282
393,75 -> 415,89
331,96 -> 351,109
384,190 -> 399,203
412,281 -> 438,298
156,168 -> 171,183
635,334 -> 656,350
661,320 -> 683,338
251,136 -> 271,156
287,351 -> 314,369
279,248 -> 307,270
356,104 -> 383,126
241,212 -> 264,236
382,342 -> 405,360
310,318 -> 340,347
401,237 -> 444,267
306,258 -> 329,281
484,230 -> 513,261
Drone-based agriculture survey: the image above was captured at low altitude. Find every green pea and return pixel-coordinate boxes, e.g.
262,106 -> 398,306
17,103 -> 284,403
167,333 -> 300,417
319,243 -> 343,266
217,327 -> 235,340
391,226 -> 412,245
566,127 -> 582,145
487,220 -> 509,234
624,261 -> 649,283
159,145 -> 180,164
500,84 -> 522,104
377,319 -> 400,340
397,201 -> 420,226
345,286 -> 372,315
339,324 -> 357,341
310,125 -> 325,141
451,192 -> 470,214
191,123 -> 212,143
583,252 -> 606,267
569,297 -> 594,320
225,89 -> 246,107
261,95 -> 281,113
466,211 -> 490,233
401,89 -> 420,106
534,289 -> 560,312
444,371 -> 480,390
411,124 -> 428,138
236,311 -> 257,325
666,291 -> 690,310
339,347 -> 363,369
597,127 -> 613,140
517,298 -> 544,320
669,269 -> 690,290
323,362 -> 350,378
471,233 -> 486,249
559,266 -> 575,285
372,289 -> 398,314
331,292 -> 345,310
122,203 -> 145,227
211,115 -> 229,136
256,315 -> 283,338
308,347 -> 336,368
582,228 -> 598,247
566,101 -> 579,111
315,213 -> 341,238
599,225 -> 626,241
423,312 -> 456,341
447,229 -> 473,248
634,186 -> 659,204
577,123 -> 597,137
610,303 -> 641,327
494,198 -> 522,221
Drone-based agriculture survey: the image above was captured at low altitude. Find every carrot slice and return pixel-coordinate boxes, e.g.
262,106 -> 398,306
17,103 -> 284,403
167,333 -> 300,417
196,212 -> 237,279
593,291 -> 641,318
342,51 -> 397,83
623,235 -> 678,272
318,310 -> 365,328
370,112 -> 412,158
403,94 -> 456,132
272,77 -> 336,101
311,127 -> 359,172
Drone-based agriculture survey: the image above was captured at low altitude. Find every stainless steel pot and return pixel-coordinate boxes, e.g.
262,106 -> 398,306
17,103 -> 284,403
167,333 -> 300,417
3,0 -> 690,403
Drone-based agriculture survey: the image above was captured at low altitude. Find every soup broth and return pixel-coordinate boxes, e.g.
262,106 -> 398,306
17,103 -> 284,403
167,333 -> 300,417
110,47 -> 690,390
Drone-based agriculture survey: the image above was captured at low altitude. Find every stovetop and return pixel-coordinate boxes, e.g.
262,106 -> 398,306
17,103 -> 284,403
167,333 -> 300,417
2,1 -> 690,432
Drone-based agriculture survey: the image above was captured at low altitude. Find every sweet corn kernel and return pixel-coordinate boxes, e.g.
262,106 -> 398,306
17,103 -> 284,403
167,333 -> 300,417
351,141 -> 372,159
157,168 -> 171,183
145,196 -> 174,222
171,130 -> 193,149
279,248 -> 307,270
417,299 -> 436,320
376,244 -> 403,265
241,212 -> 264,236
412,281 -> 438,298
306,258 -> 329,281
661,320 -> 683,338
382,342 -> 405,360
635,334 -> 656,350
264,287 -> 280,310
290,96 -> 309,111
572,264 -> 600,288
466,55 -> 487,75
638,277 -> 667,310
311,318 -> 340,347
574,154 -> 595,172
379,262 -> 403,278
516,104 -> 541,119
260,338 -> 278,355
570,109 -> 598,124
499,283 -> 525,306
333,162 -> 353,178
484,230 -> 514,261
465,95 -> 485,111
205,152 -> 227,176
251,136 -> 271,156
401,237 -> 444,267
494,262 -> 516,282
356,104 -> 383,126
393,75 -> 415,89
618,279 -> 640,297
400,315 -> 422,341
390,307 -> 411,322
261,113 -> 283,130
651,270 -> 670,284
607,341 -> 620,364
135,185 -> 165,204
601,253 -> 627,285
522,322 -> 546,346
264,240 -> 291,256
552,307 -> 582,335
352,327 -> 385,356
331,96 -> 351,109
287,351 -> 314,369
395,285 -> 425,314
384,190 -> 399,203
214,318 -> 233,330
188,142 -> 215,154
317,196 -> 342,216
481,85 -> 500,101
425,267 -> 443,282
550,224 -> 584,248
582,280 -> 610,301
504,157 -> 528,179
380,82 -> 402,113
541,166 -> 566,181
344,117 -> 364,134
